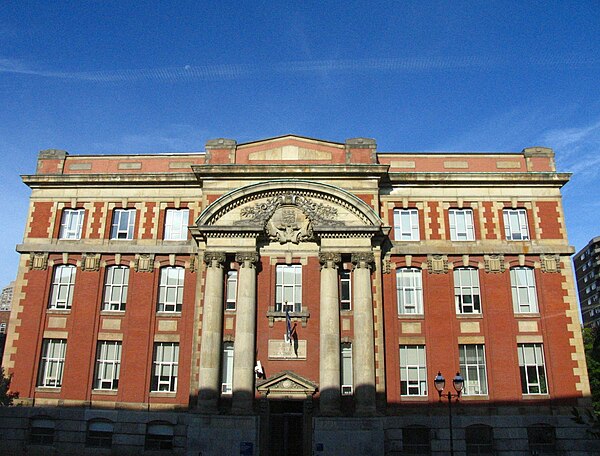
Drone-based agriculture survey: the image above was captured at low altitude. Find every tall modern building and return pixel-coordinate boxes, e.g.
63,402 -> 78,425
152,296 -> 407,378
574,236 -> 600,328
0,135 -> 595,455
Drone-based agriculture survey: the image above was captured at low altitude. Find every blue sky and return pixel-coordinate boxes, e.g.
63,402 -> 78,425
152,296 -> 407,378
0,1 -> 599,287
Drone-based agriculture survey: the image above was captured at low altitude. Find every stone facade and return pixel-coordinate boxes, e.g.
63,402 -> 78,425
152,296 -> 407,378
0,135 -> 596,455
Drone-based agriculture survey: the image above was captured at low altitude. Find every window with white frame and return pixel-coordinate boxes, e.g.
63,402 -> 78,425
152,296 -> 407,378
393,208 -> 420,241
102,266 -> 129,311
510,267 -> 538,313
503,208 -> 530,241
396,268 -> 424,315
157,267 -> 184,313
340,269 -> 351,311
58,208 -> 85,240
225,270 -> 238,311
221,341 -> 234,394
341,343 -> 353,395
151,342 -> 179,392
110,208 -> 136,240
448,208 -> 475,241
49,265 -> 76,310
454,268 -> 481,314
37,339 -> 67,387
459,344 -> 488,395
164,208 -> 189,241
275,264 -> 302,312
400,345 -> 427,396
94,341 -> 121,390
518,343 -> 548,394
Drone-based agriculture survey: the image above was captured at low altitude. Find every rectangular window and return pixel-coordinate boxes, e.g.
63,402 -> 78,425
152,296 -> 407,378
164,208 -> 189,241
221,342 -> 234,394
341,343 -> 353,395
110,208 -> 136,240
393,208 -> 420,241
503,208 -> 530,241
459,344 -> 488,395
225,270 -> 238,311
49,265 -> 76,310
59,208 -> 85,240
400,345 -> 427,396
340,269 -> 351,311
397,268 -> 424,314
94,341 -> 121,390
449,208 -> 475,241
454,268 -> 481,314
0,322 -> 6,334
37,339 -> 67,387
151,342 -> 179,392
518,343 -> 548,394
275,265 -> 302,312
510,267 -> 538,313
157,267 -> 184,313
102,266 -> 129,311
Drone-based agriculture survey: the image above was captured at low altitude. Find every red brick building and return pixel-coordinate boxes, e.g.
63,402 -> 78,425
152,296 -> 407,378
0,135 -> 593,455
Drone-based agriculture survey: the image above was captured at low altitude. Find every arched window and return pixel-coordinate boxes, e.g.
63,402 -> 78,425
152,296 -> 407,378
103,265 -> 129,311
396,267 -> 423,315
157,266 -> 185,313
454,267 -> 481,314
510,267 -> 538,313
29,416 -> 55,445
465,424 -> 494,455
527,423 -> 556,455
145,421 -> 174,450
86,418 -> 113,448
49,265 -> 76,310
402,425 -> 431,454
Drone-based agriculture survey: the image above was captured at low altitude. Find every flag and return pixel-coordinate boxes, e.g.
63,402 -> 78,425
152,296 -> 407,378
286,308 -> 292,345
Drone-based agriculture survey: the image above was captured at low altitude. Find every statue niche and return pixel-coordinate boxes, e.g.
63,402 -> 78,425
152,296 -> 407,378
266,205 -> 313,244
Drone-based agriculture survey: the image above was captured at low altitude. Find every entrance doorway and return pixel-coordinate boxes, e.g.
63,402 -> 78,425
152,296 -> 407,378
269,401 -> 304,456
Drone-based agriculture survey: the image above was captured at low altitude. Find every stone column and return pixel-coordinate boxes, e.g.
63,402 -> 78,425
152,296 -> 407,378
198,251 -> 226,411
232,251 -> 259,414
351,252 -> 376,415
319,252 -> 342,415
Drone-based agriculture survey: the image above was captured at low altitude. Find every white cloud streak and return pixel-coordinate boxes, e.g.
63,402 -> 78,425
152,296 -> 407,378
0,55 -> 597,85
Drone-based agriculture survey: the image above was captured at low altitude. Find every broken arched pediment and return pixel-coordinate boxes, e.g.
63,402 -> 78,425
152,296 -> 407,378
256,370 -> 318,398
194,180 -> 385,240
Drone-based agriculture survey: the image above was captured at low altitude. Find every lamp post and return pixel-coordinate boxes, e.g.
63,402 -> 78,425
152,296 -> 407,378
434,371 -> 464,456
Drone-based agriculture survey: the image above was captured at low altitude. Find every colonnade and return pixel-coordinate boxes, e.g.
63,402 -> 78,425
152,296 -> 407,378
197,249 -> 376,415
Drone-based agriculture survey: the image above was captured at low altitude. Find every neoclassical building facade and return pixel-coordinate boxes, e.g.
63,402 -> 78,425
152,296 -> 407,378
0,135 -> 595,455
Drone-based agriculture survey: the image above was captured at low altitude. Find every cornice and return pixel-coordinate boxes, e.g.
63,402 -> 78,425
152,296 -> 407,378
387,171 -> 571,187
21,173 -> 199,189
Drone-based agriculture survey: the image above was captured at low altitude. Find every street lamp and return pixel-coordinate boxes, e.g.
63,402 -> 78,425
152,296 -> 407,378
434,371 -> 464,456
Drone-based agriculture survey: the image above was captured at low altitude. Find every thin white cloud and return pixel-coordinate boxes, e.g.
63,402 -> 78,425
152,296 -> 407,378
0,55 -> 597,84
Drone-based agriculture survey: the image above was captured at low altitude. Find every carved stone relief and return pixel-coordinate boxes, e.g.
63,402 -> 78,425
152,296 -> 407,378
540,254 -> 561,273
81,253 -> 101,272
30,252 -> 49,271
484,254 -> 505,273
427,255 -> 448,274
134,253 -> 155,273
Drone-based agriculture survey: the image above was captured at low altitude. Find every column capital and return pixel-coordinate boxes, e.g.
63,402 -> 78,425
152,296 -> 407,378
351,252 -> 375,269
203,251 -> 226,267
235,251 -> 259,268
318,252 -> 341,269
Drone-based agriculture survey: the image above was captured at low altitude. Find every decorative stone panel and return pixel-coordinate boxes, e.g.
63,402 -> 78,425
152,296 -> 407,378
134,253 -> 155,273
427,254 -> 448,274
31,252 -> 49,270
540,254 -> 561,273
484,254 -> 505,273
80,253 -> 101,272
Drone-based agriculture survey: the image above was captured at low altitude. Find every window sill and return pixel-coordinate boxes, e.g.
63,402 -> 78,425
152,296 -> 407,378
91,389 -> 118,396
156,312 -> 182,318
522,394 -> 550,400
456,313 -> 483,319
149,391 -> 177,398
267,310 -> 310,327
35,387 -> 61,393
100,310 -> 125,316
400,396 -> 429,402
515,312 -> 541,318
460,395 -> 489,401
46,309 -> 71,315
398,314 -> 425,320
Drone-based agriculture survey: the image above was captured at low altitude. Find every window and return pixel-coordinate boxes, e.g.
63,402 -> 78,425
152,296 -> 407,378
145,421 -> 174,450
527,424 -> 556,455
94,341 -> 121,390
58,208 -> 85,240
0,322 -> 6,334
102,266 -> 129,311
402,426 -> 431,455
503,208 -> 530,241
393,208 -> 420,241
400,345 -> 427,396
465,424 -> 494,455
110,208 -> 135,240
340,269 -> 351,311
454,268 -> 481,314
459,345 -> 488,395
157,267 -> 184,313
37,339 -> 67,387
86,419 -> 113,448
164,208 -> 189,241
29,417 -> 55,445
341,343 -> 353,395
275,265 -> 302,312
49,265 -> 76,310
518,343 -> 548,394
397,268 -> 424,315
511,267 -> 538,313
221,342 -> 234,394
225,270 -> 238,311
151,342 -> 179,392
449,208 -> 475,241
